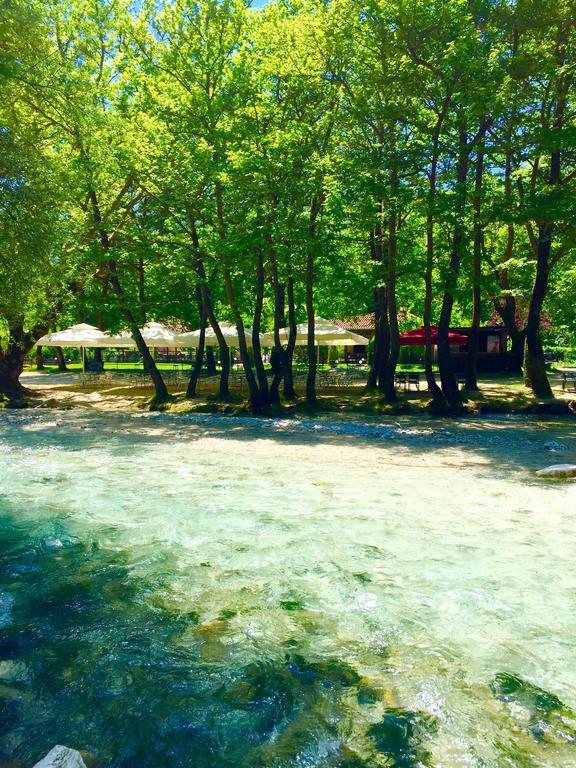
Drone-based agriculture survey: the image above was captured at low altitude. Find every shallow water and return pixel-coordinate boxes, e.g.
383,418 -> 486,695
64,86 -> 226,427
0,410 -> 575,767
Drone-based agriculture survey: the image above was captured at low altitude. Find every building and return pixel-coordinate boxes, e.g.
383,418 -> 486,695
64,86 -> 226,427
333,315 -> 512,371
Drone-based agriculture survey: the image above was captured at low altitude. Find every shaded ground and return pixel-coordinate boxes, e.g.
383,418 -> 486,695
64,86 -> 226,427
15,371 -> 576,417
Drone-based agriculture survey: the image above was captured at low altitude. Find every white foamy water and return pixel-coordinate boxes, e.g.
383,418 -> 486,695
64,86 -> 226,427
0,409 -> 575,767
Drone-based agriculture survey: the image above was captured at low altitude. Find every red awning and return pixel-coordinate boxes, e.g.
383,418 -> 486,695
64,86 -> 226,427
399,326 -> 469,346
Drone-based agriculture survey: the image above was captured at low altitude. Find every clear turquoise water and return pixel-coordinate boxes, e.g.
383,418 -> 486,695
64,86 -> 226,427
0,410 -> 575,767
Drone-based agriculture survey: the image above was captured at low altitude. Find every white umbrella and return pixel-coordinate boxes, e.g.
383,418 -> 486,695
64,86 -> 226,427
107,321 -> 182,348
261,317 -> 369,347
174,321 -> 260,348
36,323 -> 131,348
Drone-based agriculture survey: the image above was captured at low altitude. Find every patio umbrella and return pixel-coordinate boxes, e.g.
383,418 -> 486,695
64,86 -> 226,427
260,317 -> 369,347
36,323 -> 133,372
399,326 -> 469,346
36,323 -> 132,348
174,321 -> 260,348
107,321 -> 182,348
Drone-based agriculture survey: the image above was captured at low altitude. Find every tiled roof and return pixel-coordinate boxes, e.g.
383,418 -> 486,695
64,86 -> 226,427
332,313 -> 375,331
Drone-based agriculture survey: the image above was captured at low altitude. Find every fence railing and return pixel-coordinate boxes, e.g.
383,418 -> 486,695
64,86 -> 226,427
78,368 -> 369,390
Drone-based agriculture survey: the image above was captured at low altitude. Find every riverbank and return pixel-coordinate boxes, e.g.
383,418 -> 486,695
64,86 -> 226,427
7,370 -> 576,417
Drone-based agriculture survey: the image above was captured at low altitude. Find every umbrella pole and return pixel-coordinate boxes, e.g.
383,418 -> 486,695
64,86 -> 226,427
82,346 -> 86,373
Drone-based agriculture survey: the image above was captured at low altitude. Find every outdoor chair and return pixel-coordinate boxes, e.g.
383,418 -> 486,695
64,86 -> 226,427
407,373 -> 420,390
395,372 -> 407,389
79,372 -> 99,387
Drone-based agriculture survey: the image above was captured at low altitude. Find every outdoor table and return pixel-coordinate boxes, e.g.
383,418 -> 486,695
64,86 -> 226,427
559,369 -> 576,391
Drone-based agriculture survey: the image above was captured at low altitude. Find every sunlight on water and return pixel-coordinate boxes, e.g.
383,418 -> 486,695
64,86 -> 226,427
0,410 -> 575,767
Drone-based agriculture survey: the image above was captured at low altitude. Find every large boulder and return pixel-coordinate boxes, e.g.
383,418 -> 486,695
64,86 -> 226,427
536,464 -> 576,479
32,747 -> 87,768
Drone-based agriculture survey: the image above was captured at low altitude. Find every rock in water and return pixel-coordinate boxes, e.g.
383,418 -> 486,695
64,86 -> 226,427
544,440 -> 567,452
0,592 -> 14,628
536,464 -> 576,479
32,747 -> 87,768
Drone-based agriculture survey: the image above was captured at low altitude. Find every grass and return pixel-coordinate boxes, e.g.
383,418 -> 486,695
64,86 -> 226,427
26,361 -> 438,376
26,361 -> 194,373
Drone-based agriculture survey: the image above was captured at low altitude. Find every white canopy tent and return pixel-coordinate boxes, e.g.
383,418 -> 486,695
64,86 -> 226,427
108,321 -> 183,349
260,317 -> 369,347
36,323 -> 131,348
174,321 -> 260,348
36,323 -> 133,371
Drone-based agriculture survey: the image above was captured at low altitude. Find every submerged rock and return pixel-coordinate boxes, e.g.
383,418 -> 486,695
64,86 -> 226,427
491,672 -> 576,745
544,440 -> 567,452
32,746 -> 87,768
535,464 -> 576,479
0,592 -> 14,628
0,660 -> 28,684
368,708 -> 437,767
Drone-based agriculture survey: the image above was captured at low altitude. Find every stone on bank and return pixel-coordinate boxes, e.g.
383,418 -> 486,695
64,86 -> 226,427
536,464 -> 576,479
32,746 -> 87,768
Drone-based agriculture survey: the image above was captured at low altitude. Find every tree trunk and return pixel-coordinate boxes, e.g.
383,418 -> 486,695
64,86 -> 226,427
94,281 -> 107,369
266,229 -> 285,405
187,286 -> 206,398
213,181 -> 262,408
223,265 -> 264,411
107,260 -> 169,401
55,346 -> 68,372
465,140 -> 485,391
523,63 -> 566,399
0,318 -> 41,401
493,294 -> 525,372
509,328 -> 526,372
524,225 -> 553,398
138,255 -> 146,325
367,222 -> 390,393
252,250 -> 269,403
88,188 -> 168,402
424,121 -> 448,410
383,168 -> 400,402
376,287 -> 390,394
268,279 -> 285,406
437,122 -> 469,407
367,292 -> 381,390
491,128 -> 524,373
306,194 -> 322,405
0,351 -> 28,399
205,347 -> 217,376
35,346 -> 45,371
283,276 -> 297,400
208,312 -> 230,401
187,217 -> 229,400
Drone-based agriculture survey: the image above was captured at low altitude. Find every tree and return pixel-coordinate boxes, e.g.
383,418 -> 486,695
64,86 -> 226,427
6,0 -> 170,401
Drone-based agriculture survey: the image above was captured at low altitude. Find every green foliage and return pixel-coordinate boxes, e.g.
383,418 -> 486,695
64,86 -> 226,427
0,0 -> 574,357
